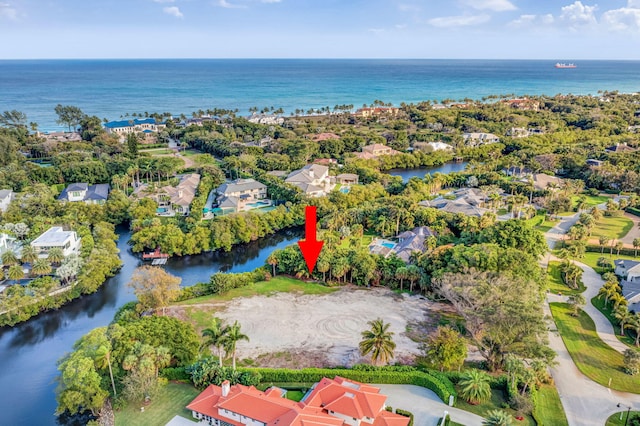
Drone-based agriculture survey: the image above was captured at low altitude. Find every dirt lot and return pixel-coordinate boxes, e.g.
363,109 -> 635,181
171,287 -> 446,368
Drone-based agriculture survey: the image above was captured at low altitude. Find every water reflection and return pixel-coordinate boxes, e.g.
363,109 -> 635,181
388,161 -> 468,182
0,226 -> 303,426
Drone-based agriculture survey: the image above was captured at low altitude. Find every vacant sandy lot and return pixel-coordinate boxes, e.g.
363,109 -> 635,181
177,287 -> 441,367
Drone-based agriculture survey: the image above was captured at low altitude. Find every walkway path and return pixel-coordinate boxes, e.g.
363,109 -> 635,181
542,208 -> 640,425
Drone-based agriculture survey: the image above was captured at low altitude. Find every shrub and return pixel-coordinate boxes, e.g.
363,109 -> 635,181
395,409 -> 414,426
509,393 -> 533,415
624,349 -> 640,375
160,367 -> 189,381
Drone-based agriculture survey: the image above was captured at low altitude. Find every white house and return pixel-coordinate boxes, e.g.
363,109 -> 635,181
285,164 -> 331,197
30,227 -> 81,258
214,179 -> 269,214
425,141 -> 453,151
104,118 -> 164,135
615,259 -> 640,282
463,132 -> 500,146
0,189 -> 13,212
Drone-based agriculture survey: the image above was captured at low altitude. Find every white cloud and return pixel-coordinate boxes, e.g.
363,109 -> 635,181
509,13 -> 554,27
218,0 -> 247,8
461,0 -> 516,12
629,0 -> 640,7
153,0 -> 175,3
560,1 -> 597,26
602,6 -> 640,31
0,2 -> 17,20
428,14 -> 490,27
398,3 -> 421,13
163,6 -> 183,18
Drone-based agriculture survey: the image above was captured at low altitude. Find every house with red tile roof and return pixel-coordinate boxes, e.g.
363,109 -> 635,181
186,377 -> 410,426
354,143 -> 401,160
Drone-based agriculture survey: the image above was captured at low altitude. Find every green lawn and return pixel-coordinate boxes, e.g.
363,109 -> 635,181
178,276 -> 338,305
547,261 -> 585,295
549,303 -> 640,393
455,388 -> 535,426
592,216 -> 634,240
571,194 -> 610,210
590,296 -> 640,349
114,382 -> 200,426
606,411 -> 640,425
139,148 -> 174,155
579,251 -> 638,274
533,385 -> 569,426
338,233 -> 376,249
525,215 -> 559,233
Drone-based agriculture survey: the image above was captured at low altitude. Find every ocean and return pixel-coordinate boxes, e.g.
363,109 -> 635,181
1,59 -> 639,131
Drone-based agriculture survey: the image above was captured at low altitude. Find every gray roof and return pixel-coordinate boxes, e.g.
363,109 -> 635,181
622,280 -> 640,304
286,164 -> 328,184
218,196 -> 239,208
392,226 -> 437,262
615,259 -> 640,269
31,227 -> 75,246
0,189 -> 12,200
217,179 -> 266,195
67,183 -> 88,192
58,183 -> 110,201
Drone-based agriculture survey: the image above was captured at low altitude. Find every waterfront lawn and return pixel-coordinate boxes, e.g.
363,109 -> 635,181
114,382 -> 200,426
179,276 -> 338,305
547,261 -> 585,295
590,296 -> 640,349
606,411 -> 640,425
549,303 -> 640,394
592,216 -> 634,240
533,385 -> 569,426
455,388 -> 535,426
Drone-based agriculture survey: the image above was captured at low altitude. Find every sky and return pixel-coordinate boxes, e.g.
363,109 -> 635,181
1,0 -> 640,59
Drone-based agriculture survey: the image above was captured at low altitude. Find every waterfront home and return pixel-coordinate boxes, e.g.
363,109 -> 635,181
419,188 -> 492,218
615,259 -> 640,282
0,189 -> 13,212
30,227 -> 80,258
104,118 -> 165,135
186,376 -> 409,426
354,143 -> 400,160
214,178 -> 269,214
36,131 -> 82,143
286,164 -> 331,197
503,166 -> 532,178
135,173 -> 201,216
354,107 -> 400,118
247,113 -> 284,125
502,98 -> 540,111
393,226 -> 437,262
462,132 -> 500,147
58,183 -> 110,204
425,141 -> 453,151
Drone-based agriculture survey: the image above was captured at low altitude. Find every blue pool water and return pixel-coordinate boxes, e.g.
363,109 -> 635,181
156,207 -> 167,213
339,187 -> 350,194
381,242 -> 396,249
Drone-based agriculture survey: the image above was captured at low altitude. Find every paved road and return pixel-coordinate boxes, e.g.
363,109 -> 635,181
543,210 -> 640,425
376,384 -> 484,426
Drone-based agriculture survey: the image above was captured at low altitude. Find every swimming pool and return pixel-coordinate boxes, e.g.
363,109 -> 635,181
156,207 -> 168,213
381,241 -> 395,249
246,201 -> 271,208
339,187 -> 350,194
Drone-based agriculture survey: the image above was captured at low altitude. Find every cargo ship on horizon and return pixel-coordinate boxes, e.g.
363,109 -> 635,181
555,62 -> 577,68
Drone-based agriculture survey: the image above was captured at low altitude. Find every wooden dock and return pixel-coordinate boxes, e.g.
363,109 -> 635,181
151,258 -> 167,266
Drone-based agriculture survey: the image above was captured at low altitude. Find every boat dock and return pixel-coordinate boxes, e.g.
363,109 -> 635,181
151,258 -> 167,266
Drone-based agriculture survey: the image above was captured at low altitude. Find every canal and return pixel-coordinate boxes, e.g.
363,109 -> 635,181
0,227 -> 303,426
388,161 -> 468,182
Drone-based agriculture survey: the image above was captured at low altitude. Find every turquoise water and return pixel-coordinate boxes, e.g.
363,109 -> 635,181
339,187 -> 350,194
1,59 -> 639,130
381,241 -> 396,249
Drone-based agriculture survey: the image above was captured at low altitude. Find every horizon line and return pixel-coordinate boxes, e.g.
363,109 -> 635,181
1,57 -> 640,61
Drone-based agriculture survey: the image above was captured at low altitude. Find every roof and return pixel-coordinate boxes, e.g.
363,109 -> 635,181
337,173 -> 358,179
217,178 -> 267,195
161,174 -> 200,207
532,173 -> 563,190
286,164 -> 329,184
31,227 -> 76,246
304,376 -> 387,419
622,280 -> 640,304
66,183 -> 88,192
104,118 -> 156,129
289,182 -> 325,194
615,259 -> 640,270
393,226 -> 436,262
0,189 -> 12,200
58,183 -> 110,202
311,132 -> 340,141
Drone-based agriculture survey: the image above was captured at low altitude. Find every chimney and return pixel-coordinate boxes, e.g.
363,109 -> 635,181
221,380 -> 230,397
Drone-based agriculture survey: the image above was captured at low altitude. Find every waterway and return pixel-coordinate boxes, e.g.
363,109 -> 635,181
388,161 -> 468,182
0,227 -> 303,426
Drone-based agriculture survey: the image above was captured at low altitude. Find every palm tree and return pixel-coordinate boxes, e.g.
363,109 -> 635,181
1,251 -> 18,267
599,236 -> 610,254
611,292 -> 628,310
567,293 -> 586,316
47,247 -> 65,266
266,253 -> 278,277
458,369 -> 492,405
615,241 -> 624,256
625,314 -> 640,346
634,238 -> 640,258
31,258 -> 52,276
7,264 -> 24,283
395,267 -> 408,291
202,317 -> 229,367
94,345 -> 117,396
19,246 -> 37,265
223,321 -> 249,370
359,318 -> 396,366
614,307 -> 634,336
598,283 -> 619,308
483,410 -> 514,426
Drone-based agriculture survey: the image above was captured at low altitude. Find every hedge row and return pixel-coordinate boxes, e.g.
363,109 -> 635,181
176,269 -> 268,301
627,207 -> 640,218
241,367 -> 457,404
586,244 -> 639,258
395,408 -> 414,426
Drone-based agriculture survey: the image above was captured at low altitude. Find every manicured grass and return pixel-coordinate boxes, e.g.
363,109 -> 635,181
533,384 -> 569,426
525,215 -> 559,233
285,390 -> 305,402
497,208 -> 508,215
549,303 -> 640,393
606,411 -> 640,425
455,388 -> 535,426
579,251 -> 638,274
338,233 -> 376,249
178,276 -> 338,305
590,296 -> 640,349
571,194 -> 609,210
592,216 -> 634,240
114,382 -> 200,426
547,261 -> 585,295
140,148 -> 174,155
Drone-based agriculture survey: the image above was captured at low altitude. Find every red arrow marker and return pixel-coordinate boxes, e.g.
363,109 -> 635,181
298,206 -> 324,274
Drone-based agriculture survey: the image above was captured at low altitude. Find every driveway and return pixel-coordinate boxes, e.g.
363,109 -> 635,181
376,384 -> 484,426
